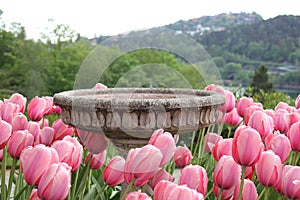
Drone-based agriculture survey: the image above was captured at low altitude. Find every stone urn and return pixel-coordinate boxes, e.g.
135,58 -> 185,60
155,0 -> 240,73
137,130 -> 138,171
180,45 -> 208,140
53,88 -> 225,154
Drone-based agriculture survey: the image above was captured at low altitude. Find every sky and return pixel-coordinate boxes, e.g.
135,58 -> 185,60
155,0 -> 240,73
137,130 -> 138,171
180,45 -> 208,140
1,0 -> 299,40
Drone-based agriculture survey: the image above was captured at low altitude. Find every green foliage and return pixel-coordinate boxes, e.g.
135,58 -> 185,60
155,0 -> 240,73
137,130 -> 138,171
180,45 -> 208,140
249,65 -> 273,96
200,15 -> 300,65
99,48 -> 205,89
247,87 -> 294,109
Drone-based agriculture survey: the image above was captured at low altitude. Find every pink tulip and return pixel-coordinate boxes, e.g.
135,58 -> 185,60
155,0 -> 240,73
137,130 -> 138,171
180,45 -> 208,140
264,109 -> 275,118
213,183 -> 234,200
275,102 -> 295,113
39,126 -> 55,146
233,179 -> 258,200
273,109 -> 290,133
0,102 -> 20,123
248,110 -> 274,140
38,162 -> 71,200
8,130 -> 34,159
52,119 -> 74,141
232,126 -> 263,166
124,144 -> 162,187
236,97 -> 254,117
296,95 -> 300,109
287,121 -> 300,152
149,129 -> 176,166
265,131 -> 291,162
213,155 -> 241,190
150,168 -> 174,190
178,165 -> 208,195
27,97 -> 47,121
29,189 -> 40,200
173,146 -> 193,168
289,112 -> 300,126
11,113 -> 28,132
27,121 -> 41,144
93,83 -> 108,89
280,165 -> 300,199
244,105 -> 263,126
0,149 -> 3,161
125,191 -> 152,200
85,150 -> 106,170
5,93 -> 27,113
76,129 -> 108,154
255,150 -> 283,187
103,156 -> 125,186
0,119 -> 12,149
52,136 -> 83,171
212,138 -> 233,161
20,144 -> 59,186
154,180 -> 204,200
41,96 -> 55,115
204,84 -> 225,95
219,90 -> 235,113
224,108 -> 242,127
203,132 -> 222,153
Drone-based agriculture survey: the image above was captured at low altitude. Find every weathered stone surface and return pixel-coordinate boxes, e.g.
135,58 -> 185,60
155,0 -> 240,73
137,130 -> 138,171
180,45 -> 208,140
54,88 -> 225,153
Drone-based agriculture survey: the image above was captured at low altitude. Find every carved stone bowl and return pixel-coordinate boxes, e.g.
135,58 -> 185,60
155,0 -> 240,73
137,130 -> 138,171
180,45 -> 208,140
53,88 -> 225,153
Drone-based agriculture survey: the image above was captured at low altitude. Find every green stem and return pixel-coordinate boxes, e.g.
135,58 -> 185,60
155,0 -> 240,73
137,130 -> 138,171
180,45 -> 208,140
227,126 -> 232,138
197,129 -> 205,165
120,179 -> 134,200
264,187 -> 270,200
94,184 -> 107,200
79,159 -> 92,200
7,158 -> 17,200
25,185 -> 33,200
218,188 -> 223,200
14,183 -> 29,200
1,147 -> 7,200
217,111 -> 225,135
238,166 -> 246,200
71,168 -> 79,199
258,186 -> 266,200
190,131 -> 196,153
292,152 -> 299,166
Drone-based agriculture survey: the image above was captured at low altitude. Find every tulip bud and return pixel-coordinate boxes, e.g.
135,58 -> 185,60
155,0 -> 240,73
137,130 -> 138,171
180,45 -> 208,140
5,93 -> 27,113
8,130 -> 34,159
149,129 -> 176,166
124,145 -> 162,187
248,110 -> 274,140
85,150 -> 106,170
232,126 -> 263,166
224,108 -> 242,127
279,165 -> 300,199
92,83 -> 108,89
150,168 -> 174,190
287,121 -> 300,152
11,113 -> 28,132
39,126 -> 55,146
103,156 -> 125,186
76,129 -> 108,154
174,146 -> 193,168
203,132 -> 222,153
38,163 -> 71,200
29,189 -> 40,200
233,179 -> 258,200
273,109 -> 290,133
255,150 -> 283,187
52,119 -> 74,141
236,97 -> 254,117
212,138 -> 233,161
125,191 -> 151,200
0,119 -> 12,149
178,165 -> 208,195
52,136 -> 83,172
213,155 -> 241,190
0,102 -> 20,123
20,144 -> 59,186
296,95 -> 300,109
265,131 -> 291,162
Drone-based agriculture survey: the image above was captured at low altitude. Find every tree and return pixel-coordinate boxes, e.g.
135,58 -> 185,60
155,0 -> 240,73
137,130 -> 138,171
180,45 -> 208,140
249,65 -> 273,95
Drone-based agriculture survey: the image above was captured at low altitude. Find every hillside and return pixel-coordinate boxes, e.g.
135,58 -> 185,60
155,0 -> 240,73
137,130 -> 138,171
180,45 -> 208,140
198,15 -> 300,64
164,12 -> 263,37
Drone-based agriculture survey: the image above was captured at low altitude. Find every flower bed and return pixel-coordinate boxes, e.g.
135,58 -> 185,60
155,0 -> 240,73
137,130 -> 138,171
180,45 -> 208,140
0,84 -> 300,200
